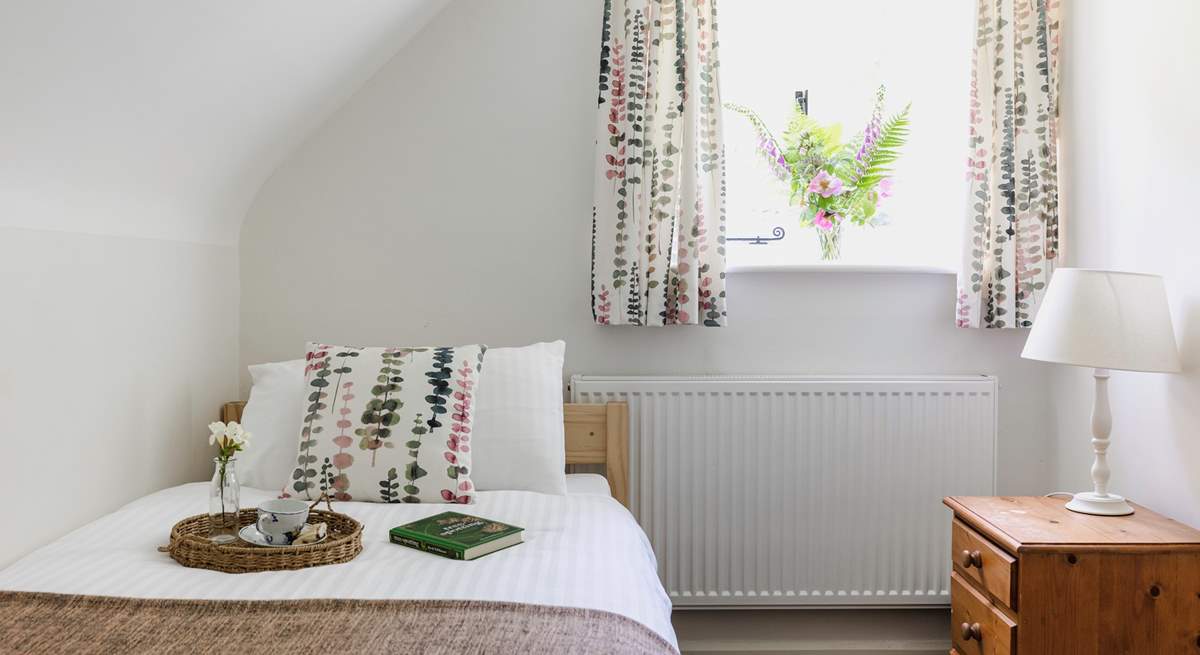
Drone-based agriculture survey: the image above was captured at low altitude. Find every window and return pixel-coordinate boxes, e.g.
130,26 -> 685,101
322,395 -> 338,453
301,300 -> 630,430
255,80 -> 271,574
720,0 -> 973,270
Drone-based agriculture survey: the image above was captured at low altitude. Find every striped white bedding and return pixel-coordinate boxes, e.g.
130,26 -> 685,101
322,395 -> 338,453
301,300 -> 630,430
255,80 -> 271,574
0,474 -> 676,649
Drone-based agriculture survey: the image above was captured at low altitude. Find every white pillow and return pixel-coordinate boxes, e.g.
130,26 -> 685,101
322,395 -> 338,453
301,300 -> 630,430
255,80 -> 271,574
237,359 -> 304,491
237,341 -> 567,495
471,341 -> 567,495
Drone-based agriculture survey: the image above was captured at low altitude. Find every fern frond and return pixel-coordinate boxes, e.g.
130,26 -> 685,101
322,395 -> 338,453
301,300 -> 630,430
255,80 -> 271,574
779,103 -> 818,150
781,103 -> 843,158
723,102 -> 790,182
854,103 -> 911,190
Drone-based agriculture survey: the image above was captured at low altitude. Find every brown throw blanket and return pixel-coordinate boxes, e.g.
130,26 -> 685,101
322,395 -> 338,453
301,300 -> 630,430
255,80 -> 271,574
0,592 -> 677,655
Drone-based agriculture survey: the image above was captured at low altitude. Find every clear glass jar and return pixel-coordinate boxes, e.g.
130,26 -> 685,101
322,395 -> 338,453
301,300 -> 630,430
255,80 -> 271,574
208,457 -> 240,544
818,225 -> 842,261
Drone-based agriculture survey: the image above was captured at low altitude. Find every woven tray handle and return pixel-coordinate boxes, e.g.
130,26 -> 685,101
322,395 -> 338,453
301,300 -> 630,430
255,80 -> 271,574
310,492 -> 334,513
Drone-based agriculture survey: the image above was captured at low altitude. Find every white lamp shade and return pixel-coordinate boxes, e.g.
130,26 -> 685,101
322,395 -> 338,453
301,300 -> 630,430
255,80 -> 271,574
1022,269 -> 1181,373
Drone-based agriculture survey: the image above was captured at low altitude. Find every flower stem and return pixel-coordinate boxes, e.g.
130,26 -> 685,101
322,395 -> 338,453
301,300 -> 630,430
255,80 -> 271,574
219,458 -> 228,520
818,227 -> 842,261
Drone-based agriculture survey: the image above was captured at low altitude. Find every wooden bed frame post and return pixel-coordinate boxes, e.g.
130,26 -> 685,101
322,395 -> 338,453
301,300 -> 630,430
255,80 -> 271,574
221,401 -> 246,424
562,402 -> 629,508
221,401 -> 631,508
605,402 -> 629,508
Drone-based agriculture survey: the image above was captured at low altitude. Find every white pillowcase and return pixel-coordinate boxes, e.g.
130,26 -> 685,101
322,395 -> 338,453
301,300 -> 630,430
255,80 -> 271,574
236,360 -> 304,491
236,341 -> 567,495
470,340 -> 567,495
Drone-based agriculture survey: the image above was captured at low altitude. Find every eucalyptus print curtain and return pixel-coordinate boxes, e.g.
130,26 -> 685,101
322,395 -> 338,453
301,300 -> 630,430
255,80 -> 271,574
591,0 -> 727,327
956,0 -> 1061,329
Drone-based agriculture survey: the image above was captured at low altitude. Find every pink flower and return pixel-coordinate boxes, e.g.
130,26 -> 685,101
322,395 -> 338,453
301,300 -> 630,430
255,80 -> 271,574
877,178 -> 894,199
813,210 -> 839,231
808,171 -> 844,198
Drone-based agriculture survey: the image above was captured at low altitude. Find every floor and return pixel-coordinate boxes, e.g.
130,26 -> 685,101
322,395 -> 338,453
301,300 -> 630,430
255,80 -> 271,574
673,608 -> 949,655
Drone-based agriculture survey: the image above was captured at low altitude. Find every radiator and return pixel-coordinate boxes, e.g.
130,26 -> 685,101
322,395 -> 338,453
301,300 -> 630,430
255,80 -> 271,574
570,375 -> 997,607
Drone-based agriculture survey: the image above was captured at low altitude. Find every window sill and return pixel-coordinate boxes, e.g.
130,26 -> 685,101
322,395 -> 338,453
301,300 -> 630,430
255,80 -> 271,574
728,263 -> 956,275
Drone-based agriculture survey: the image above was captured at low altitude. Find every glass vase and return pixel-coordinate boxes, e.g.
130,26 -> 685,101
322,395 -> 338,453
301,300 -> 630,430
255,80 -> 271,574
817,225 -> 842,261
208,457 -> 240,544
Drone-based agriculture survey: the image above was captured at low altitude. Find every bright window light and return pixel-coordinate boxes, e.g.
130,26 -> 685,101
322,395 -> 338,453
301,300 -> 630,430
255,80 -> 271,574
720,0 -> 974,270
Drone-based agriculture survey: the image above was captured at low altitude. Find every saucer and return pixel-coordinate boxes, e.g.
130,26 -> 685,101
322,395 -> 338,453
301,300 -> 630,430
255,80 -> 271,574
238,524 -> 325,548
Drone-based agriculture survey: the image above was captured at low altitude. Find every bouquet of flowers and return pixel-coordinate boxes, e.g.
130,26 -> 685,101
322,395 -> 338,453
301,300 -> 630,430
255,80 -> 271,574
725,86 -> 910,260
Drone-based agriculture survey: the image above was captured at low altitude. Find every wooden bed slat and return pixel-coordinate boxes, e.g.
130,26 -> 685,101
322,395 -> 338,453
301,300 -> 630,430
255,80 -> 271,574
219,400 -> 630,508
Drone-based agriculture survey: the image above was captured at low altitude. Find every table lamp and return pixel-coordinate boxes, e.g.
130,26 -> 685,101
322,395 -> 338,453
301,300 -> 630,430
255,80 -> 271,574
1021,269 -> 1181,516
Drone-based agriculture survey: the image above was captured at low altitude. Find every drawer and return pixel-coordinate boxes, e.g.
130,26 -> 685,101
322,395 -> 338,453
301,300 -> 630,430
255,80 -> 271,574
952,519 -> 1017,610
951,571 -> 1016,655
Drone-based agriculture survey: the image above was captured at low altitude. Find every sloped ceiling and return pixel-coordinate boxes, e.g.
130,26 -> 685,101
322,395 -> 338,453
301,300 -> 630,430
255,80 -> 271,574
0,0 -> 448,245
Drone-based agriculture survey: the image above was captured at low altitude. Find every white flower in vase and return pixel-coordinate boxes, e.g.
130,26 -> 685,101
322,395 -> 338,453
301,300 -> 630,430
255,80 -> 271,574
209,421 -> 251,459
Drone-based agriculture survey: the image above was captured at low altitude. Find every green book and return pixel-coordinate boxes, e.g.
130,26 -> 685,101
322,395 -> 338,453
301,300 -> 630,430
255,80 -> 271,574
389,512 -> 524,560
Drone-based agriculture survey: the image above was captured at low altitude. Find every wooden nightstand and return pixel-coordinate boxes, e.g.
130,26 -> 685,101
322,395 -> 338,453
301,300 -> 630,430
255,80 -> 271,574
943,496 -> 1200,654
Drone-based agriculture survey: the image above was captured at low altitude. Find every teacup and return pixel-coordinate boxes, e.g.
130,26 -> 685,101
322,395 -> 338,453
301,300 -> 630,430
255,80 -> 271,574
256,499 -> 309,545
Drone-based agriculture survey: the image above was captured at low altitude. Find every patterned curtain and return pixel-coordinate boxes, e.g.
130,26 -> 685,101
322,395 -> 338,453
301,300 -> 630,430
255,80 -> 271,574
591,0 -> 727,327
956,0 -> 1061,329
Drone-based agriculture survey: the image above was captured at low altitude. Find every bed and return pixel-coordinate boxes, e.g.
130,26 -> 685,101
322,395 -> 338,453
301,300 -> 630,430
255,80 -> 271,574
0,402 -> 676,655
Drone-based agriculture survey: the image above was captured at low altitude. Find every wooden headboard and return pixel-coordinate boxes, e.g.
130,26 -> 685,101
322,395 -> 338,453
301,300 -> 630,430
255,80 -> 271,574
220,401 -> 630,507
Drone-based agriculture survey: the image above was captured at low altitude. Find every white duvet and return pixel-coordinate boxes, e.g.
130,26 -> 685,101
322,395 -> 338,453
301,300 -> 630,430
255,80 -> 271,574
0,475 -> 676,650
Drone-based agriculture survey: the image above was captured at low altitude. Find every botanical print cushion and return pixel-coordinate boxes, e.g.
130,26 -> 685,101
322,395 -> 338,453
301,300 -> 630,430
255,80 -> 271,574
288,342 -> 487,504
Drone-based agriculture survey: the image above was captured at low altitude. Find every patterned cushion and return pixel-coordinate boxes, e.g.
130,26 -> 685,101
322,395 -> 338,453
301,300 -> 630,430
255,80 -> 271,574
289,342 -> 487,503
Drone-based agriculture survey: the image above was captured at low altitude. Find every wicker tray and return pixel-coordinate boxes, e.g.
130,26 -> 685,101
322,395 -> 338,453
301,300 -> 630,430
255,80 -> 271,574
161,503 -> 363,573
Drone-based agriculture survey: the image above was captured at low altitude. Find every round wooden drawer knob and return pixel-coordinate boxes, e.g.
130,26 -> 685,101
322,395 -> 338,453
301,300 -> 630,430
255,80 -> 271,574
960,622 -> 982,642
959,549 -> 983,569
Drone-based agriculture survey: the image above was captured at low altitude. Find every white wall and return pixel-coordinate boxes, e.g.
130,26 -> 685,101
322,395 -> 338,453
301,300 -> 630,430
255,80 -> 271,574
0,0 -> 448,245
1053,0 -> 1200,526
0,227 -> 238,567
241,0 -> 1053,496
0,0 -> 448,567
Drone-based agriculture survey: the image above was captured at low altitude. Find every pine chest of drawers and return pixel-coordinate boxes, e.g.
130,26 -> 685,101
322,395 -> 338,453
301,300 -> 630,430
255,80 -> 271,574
944,496 -> 1200,654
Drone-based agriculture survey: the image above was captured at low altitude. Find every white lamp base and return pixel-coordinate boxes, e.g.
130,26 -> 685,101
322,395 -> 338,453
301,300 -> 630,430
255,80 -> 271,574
1065,491 -> 1134,516
1063,368 -> 1135,518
